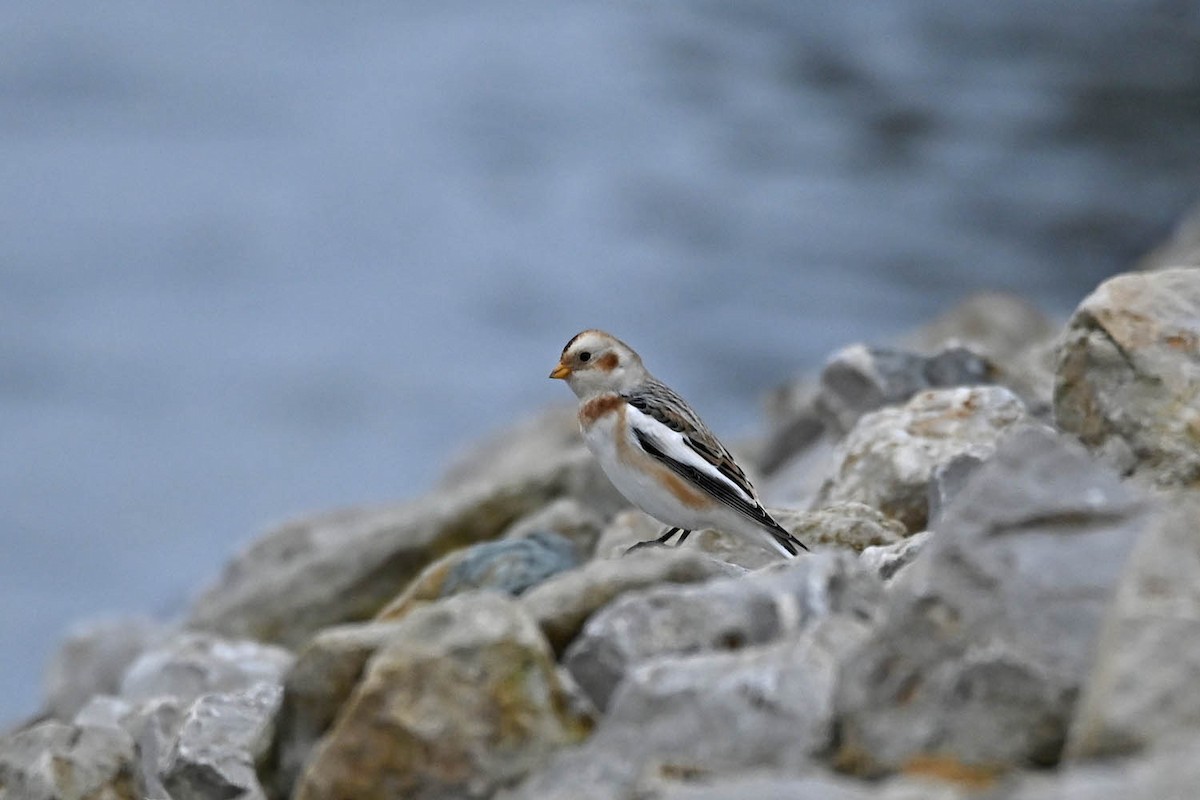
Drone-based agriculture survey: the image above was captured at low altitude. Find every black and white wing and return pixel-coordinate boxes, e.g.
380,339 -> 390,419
624,380 -> 807,554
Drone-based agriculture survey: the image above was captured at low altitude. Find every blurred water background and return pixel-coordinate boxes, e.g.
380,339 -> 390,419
2,0 -> 1198,724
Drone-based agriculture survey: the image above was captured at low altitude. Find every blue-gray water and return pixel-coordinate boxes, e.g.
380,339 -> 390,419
2,1 -> 1198,724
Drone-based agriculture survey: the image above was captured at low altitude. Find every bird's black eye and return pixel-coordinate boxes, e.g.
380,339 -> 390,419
578,351 -> 592,362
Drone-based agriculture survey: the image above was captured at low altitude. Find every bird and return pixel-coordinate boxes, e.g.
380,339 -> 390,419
549,329 -> 807,558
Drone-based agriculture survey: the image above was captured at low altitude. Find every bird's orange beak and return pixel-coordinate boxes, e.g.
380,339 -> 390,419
549,362 -> 572,380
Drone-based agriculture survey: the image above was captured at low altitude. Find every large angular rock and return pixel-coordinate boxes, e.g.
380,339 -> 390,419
835,426 -> 1153,775
259,620 -> 410,800
506,615 -> 872,800
1068,493 -> 1200,758
815,343 -> 995,437
1055,267 -> 1200,486
294,593 -> 592,800
0,721 -> 138,800
187,449 -> 607,647
42,616 -> 168,721
563,553 -> 882,710
814,386 -> 1027,531
520,549 -> 744,654
162,683 -> 282,800
119,632 -> 293,707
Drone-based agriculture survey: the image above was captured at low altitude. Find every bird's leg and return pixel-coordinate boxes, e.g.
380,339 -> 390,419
654,526 -> 683,544
674,529 -> 692,546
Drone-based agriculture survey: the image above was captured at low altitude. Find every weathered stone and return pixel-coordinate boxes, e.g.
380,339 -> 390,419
0,721 -> 138,800
126,698 -> 183,800
42,616 -> 168,720
520,549 -> 744,654
563,553 -> 882,710
72,696 -> 135,730
1008,737 -> 1200,800
815,386 -> 1027,531
187,448 -> 608,647
816,343 -> 995,437
162,683 -> 282,800
774,503 -> 906,552
119,632 -> 293,707
294,593 -> 592,800
858,531 -> 932,582
1055,267 -> 1200,486
835,426 -> 1152,775
503,497 -> 607,556
377,531 -> 580,622
1068,493 -> 1200,759
507,615 -> 872,800
925,454 -> 985,527
260,620 -> 409,800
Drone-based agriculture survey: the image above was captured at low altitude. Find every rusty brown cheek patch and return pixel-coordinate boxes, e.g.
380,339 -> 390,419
597,352 -> 619,371
580,394 -> 624,427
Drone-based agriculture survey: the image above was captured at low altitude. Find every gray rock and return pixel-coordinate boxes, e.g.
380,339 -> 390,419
73,695 -> 135,730
293,593 -> 592,800
126,698 -> 185,800
120,632 -> 293,707
507,615 -> 872,800
42,616 -> 168,720
563,552 -> 882,710
503,497 -> 607,557
0,721 -> 138,800
834,426 -> 1152,775
816,343 -> 995,437
1009,737 -> 1200,800
1068,493 -> 1200,759
925,453 -> 985,527
815,386 -> 1027,532
187,447 -> 609,648
639,772 -> 886,800
520,549 -> 744,654
260,620 -> 410,800
858,530 -> 932,582
774,503 -> 906,552
162,683 -> 282,800
442,530 -> 580,596
1055,267 -> 1200,486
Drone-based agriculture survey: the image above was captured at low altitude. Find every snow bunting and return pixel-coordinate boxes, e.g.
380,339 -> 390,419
550,329 -> 807,558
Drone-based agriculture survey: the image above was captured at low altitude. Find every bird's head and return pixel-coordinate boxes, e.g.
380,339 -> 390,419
550,329 -> 645,399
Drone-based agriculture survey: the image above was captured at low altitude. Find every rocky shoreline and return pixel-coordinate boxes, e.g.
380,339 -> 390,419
6,246 -> 1200,797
